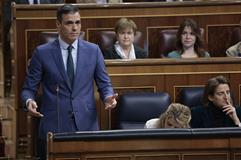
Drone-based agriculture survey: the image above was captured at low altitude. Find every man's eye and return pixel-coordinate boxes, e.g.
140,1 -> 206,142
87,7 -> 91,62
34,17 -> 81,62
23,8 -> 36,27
75,21 -> 81,24
64,21 -> 73,25
64,21 -> 81,25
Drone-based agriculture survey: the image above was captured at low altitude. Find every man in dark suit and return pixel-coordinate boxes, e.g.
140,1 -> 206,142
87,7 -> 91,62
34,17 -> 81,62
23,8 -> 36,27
21,4 -> 117,160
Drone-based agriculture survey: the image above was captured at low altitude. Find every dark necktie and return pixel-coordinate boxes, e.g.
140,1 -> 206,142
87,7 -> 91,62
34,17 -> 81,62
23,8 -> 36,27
67,45 -> 74,87
33,0 -> 38,4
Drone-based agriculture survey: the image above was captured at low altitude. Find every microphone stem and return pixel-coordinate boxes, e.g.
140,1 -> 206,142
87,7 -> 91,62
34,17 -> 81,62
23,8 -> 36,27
56,85 -> 60,133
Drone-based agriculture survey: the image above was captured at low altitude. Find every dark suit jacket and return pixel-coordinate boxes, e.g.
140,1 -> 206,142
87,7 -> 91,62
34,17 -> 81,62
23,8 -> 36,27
103,45 -> 147,59
21,39 -> 114,139
191,103 -> 241,128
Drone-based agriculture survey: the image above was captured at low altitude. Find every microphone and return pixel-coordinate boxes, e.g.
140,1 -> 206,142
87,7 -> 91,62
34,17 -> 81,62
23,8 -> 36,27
56,84 -> 60,133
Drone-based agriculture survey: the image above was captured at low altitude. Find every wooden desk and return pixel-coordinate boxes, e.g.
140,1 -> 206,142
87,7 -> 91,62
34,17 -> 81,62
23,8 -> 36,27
47,128 -> 241,160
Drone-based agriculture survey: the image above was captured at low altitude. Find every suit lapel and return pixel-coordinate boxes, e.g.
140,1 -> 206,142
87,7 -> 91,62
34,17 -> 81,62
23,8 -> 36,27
72,40 -> 86,96
73,40 -> 83,89
52,40 -> 72,91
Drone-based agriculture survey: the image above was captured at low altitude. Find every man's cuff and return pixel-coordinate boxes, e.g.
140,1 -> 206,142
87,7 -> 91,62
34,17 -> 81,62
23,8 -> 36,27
23,98 -> 33,112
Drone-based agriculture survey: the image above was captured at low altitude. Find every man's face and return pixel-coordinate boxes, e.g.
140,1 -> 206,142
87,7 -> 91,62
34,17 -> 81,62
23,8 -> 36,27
56,12 -> 81,44
208,84 -> 231,109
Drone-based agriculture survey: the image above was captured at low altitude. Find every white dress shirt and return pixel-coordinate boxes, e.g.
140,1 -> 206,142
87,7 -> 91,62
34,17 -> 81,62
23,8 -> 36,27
58,37 -> 78,74
28,0 -> 40,4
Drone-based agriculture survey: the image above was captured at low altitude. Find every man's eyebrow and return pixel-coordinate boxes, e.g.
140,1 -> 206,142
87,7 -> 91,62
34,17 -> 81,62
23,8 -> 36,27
64,20 -> 81,24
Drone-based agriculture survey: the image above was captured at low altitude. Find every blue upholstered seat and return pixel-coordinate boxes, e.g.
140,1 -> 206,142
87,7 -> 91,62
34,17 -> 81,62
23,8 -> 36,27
116,92 -> 171,129
179,87 -> 204,108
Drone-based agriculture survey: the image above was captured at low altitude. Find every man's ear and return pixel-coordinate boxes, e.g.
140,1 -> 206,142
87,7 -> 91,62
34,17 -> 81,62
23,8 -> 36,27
56,20 -> 61,29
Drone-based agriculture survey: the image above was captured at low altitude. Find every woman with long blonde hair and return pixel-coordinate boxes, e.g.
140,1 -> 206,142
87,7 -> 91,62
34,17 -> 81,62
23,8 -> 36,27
145,103 -> 191,128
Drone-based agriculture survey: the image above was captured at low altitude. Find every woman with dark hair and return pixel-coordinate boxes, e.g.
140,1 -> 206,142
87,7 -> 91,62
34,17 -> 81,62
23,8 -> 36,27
191,75 -> 241,128
167,18 -> 210,58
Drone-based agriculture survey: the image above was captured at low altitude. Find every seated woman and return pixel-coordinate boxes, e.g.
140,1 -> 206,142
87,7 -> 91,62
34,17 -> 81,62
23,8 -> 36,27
226,20 -> 241,57
145,103 -> 191,128
191,75 -> 241,128
226,41 -> 241,57
103,18 -> 147,59
167,18 -> 210,58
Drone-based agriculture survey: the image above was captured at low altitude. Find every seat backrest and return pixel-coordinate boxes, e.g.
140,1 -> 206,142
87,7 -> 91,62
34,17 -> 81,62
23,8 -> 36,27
97,30 -> 144,53
40,31 -> 85,44
159,28 -> 204,57
179,87 -> 204,108
97,31 -> 116,52
229,27 -> 241,47
159,29 -> 178,57
116,92 -> 171,129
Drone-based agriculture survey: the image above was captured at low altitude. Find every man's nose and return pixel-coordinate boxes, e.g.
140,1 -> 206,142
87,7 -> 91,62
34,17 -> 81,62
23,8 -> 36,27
72,24 -> 78,30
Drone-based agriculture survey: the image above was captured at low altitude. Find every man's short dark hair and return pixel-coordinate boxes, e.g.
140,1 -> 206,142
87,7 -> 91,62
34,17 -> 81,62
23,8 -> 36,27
57,4 -> 79,22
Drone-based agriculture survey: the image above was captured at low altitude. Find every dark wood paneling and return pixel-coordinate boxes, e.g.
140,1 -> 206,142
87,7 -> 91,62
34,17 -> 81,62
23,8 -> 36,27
207,25 -> 240,57
0,1 -> 2,43
183,154 -> 228,160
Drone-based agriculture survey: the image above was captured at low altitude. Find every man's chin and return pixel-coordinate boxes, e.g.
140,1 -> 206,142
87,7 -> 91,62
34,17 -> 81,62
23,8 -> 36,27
68,37 -> 78,43
71,36 -> 78,40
